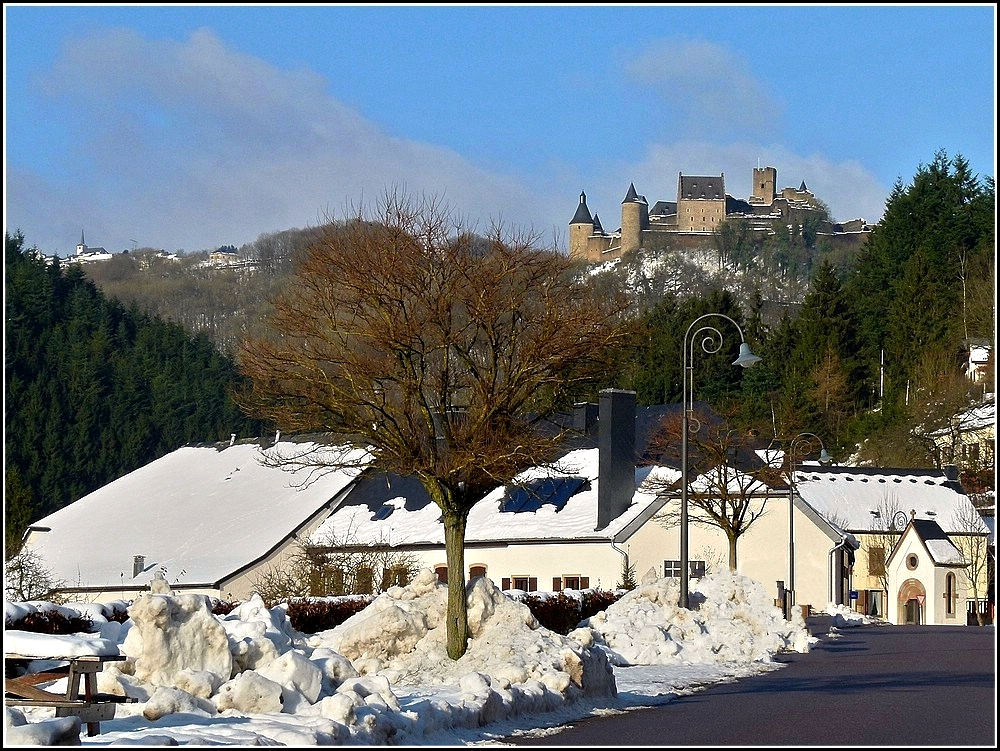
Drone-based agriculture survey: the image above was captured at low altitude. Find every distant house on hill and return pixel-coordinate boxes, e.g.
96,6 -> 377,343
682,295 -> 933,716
63,229 -> 113,265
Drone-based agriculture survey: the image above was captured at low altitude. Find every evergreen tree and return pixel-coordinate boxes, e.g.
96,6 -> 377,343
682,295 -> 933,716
4,231 -> 269,534
846,150 -> 994,414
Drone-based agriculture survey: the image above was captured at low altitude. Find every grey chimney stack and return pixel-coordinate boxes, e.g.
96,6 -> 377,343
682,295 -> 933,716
133,555 -> 145,578
597,389 -> 636,530
573,402 -> 599,434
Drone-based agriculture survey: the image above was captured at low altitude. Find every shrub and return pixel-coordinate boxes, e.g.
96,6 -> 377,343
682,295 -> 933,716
519,589 -> 623,635
285,596 -> 373,633
6,609 -> 95,635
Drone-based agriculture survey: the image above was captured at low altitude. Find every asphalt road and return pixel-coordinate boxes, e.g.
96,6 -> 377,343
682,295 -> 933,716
502,616 -> 997,746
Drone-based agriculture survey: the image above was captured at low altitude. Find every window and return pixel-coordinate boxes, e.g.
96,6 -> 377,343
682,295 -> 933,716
435,565 -> 448,584
664,560 -> 706,579
867,590 -> 883,618
355,566 -> 374,595
553,575 -> 590,591
504,576 -> 537,592
945,573 -> 956,616
469,565 -> 486,580
381,566 -> 410,590
868,547 -> 886,576
906,554 -> 919,571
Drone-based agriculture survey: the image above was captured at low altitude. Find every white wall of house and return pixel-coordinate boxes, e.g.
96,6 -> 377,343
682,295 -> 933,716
623,495 -> 844,614
404,540 -> 629,593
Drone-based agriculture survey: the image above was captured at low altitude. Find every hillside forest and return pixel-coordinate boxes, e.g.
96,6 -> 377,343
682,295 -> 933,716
4,150 -> 995,556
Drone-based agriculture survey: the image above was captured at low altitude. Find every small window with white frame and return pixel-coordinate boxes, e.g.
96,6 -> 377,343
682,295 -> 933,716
664,560 -> 706,579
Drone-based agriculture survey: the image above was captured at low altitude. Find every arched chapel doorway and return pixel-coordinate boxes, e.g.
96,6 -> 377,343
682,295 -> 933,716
897,578 -> 926,625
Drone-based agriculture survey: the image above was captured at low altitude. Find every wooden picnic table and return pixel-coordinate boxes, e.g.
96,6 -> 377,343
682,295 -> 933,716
5,652 -> 134,736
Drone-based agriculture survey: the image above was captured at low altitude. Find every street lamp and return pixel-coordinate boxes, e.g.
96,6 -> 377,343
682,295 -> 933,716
680,313 -> 761,609
785,432 -> 833,617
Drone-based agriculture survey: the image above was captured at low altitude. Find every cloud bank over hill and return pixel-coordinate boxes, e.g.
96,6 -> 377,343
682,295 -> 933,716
6,21 -> 903,258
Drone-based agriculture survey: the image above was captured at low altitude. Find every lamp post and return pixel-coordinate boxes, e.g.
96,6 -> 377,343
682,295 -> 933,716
679,313 -> 761,609
785,432 -> 833,618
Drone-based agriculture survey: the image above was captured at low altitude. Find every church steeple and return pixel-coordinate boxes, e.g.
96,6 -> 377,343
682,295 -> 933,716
76,229 -> 87,256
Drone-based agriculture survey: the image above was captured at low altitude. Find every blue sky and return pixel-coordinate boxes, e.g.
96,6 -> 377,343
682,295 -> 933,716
3,4 -> 996,258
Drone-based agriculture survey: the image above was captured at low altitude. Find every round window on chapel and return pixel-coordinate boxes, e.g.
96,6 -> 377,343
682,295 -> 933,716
906,554 -> 919,570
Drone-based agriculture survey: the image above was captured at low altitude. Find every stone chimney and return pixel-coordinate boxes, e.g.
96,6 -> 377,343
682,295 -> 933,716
573,402 -> 599,435
133,555 -> 145,578
597,389 -> 636,530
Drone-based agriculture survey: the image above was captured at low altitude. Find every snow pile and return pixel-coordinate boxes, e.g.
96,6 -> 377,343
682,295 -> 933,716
824,602 -> 876,628
4,568 -> 812,746
7,569 -> 615,746
575,569 -> 815,666
308,570 -> 616,701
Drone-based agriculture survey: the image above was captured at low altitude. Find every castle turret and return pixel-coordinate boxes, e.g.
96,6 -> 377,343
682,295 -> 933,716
751,166 -> 776,205
569,191 -> 595,262
620,183 -> 647,256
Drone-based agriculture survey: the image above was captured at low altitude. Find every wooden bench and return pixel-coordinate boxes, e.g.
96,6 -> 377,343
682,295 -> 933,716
5,653 -> 136,736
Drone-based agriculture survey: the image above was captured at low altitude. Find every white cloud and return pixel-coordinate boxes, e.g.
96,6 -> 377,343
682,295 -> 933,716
14,27 -> 550,256
626,39 -> 784,141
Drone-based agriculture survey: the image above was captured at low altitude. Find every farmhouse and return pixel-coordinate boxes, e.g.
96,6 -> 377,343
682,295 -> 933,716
18,392 -> 990,625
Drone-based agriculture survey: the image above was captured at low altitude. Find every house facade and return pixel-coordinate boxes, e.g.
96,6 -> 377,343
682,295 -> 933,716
18,392 -> 990,625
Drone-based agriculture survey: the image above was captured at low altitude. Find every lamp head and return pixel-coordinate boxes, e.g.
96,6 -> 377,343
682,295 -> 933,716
733,342 -> 762,368
819,448 -> 834,465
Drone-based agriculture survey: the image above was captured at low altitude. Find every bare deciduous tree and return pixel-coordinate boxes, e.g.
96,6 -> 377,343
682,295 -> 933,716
3,548 -> 68,603
863,491 -> 907,598
236,189 -> 630,659
949,501 -> 992,626
646,410 -> 782,571
251,536 -> 421,605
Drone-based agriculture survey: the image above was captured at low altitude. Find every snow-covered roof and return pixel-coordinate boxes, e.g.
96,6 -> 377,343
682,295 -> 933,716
310,448 -> 673,548
792,466 -> 988,535
953,396 -> 995,432
25,440 -> 368,590
891,518 -> 966,566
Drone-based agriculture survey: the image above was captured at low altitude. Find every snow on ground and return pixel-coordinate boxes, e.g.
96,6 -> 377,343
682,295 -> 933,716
4,568 -> 823,746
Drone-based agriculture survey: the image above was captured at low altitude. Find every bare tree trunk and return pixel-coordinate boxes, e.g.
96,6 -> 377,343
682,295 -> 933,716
443,512 -> 469,660
728,531 -> 738,571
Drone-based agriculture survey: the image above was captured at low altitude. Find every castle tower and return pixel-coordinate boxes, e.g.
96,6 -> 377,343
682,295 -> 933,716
751,166 -> 776,205
568,191 -> 595,262
620,183 -> 647,256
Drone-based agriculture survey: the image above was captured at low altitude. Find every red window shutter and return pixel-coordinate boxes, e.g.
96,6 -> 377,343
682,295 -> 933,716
553,577 -> 562,591
436,566 -> 448,584
502,577 -> 511,591
528,577 -> 538,592
581,576 -> 590,589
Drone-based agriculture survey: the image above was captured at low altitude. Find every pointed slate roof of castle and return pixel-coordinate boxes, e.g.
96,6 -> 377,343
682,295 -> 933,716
592,213 -> 604,233
570,191 -> 593,224
622,182 -> 640,203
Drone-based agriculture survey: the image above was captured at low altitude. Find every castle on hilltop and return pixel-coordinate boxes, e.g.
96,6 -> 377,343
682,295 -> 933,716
569,165 -> 872,264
